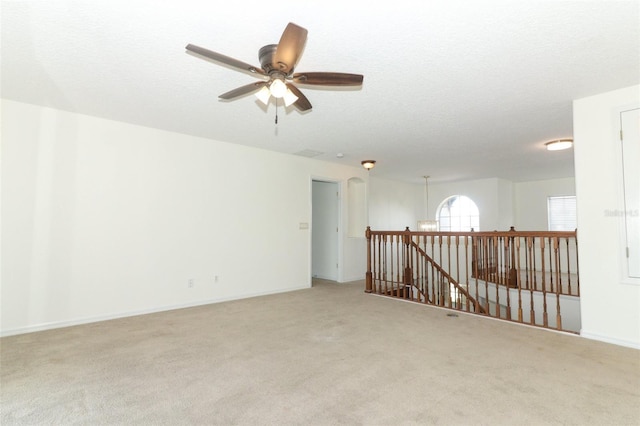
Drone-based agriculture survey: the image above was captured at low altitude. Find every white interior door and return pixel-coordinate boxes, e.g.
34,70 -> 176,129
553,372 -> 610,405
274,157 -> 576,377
312,180 -> 339,281
621,108 -> 640,278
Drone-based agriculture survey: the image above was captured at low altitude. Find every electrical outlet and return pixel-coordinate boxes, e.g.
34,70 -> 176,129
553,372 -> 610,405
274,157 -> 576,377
188,279 -> 195,288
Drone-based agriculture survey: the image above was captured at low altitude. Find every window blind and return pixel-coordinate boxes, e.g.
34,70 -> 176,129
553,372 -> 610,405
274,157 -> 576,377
547,196 -> 577,231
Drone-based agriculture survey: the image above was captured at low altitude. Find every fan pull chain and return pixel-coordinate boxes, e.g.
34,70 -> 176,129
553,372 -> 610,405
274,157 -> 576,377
275,98 -> 279,124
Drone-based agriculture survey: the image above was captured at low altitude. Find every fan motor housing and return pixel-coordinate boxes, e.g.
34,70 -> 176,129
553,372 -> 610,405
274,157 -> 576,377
259,44 -> 288,75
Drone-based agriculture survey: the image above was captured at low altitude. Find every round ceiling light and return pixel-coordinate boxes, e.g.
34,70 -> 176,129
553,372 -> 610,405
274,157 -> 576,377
361,160 -> 376,170
545,139 -> 573,151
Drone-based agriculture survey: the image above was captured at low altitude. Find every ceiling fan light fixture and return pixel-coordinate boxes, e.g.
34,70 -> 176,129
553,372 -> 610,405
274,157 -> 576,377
255,86 -> 271,104
269,78 -> 287,98
545,138 -> 573,151
186,23 -> 363,114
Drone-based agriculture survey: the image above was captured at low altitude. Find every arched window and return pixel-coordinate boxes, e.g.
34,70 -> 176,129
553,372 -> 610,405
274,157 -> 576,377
437,195 -> 480,231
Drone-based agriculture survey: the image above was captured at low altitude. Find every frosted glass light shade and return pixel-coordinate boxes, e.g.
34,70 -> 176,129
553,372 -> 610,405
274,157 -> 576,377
283,89 -> 299,107
255,86 -> 271,104
269,79 -> 287,98
418,220 -> 439,232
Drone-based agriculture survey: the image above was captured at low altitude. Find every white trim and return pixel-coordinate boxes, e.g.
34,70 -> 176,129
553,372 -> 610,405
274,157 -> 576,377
340,274 -> 366,283
0,285 -> 309,337
580,330 -> 640,350
616,106 -> 640,285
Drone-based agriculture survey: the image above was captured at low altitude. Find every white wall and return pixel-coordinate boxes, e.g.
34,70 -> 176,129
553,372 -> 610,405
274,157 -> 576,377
1,100 -> 414,335
573,85 -> 640,349
514,177 -> 576,231
428,177 -> 512,231
369,176 -> 572,234
368,176 -> 422,231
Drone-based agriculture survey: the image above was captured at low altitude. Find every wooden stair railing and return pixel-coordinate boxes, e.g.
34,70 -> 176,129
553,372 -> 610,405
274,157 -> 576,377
365,226 -> 580,333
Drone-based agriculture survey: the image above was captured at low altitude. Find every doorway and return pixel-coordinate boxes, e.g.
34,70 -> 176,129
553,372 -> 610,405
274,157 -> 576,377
312,180 -> 339,282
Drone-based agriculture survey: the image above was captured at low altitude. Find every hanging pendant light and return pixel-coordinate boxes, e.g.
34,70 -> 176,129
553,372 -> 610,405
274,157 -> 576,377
418,175 -> 438,232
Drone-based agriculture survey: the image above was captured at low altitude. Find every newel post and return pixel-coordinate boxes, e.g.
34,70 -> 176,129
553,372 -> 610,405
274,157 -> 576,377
365,226 -> 373,293
403,226 -> 413,286
508,226 -> 518,288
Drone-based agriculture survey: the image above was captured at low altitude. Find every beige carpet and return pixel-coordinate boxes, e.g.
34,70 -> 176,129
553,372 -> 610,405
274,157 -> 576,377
1,279 -> 639,425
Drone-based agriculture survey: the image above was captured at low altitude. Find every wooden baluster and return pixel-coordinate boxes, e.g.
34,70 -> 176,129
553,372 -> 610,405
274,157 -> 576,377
515,236 -> 523,323
415,234 -> 421,301
554,236 -> 563,330
564,237 -> 571,295
543,236 -> 548,293
381,234 -> 385,294
483,236 -> 490,314
494,235 -> 501,318
548,236 -> 555,293
498,235 -> 505,286
436,234 -> 441,306
373,235 -> 384,294
431,234 -> 438,305
455,235 -> 461,309
389,234 -> 394,296
528,236 -> 535,292
421,235 -> 428,303
481,236 -> 487,282
402,227 -> 410,299
503,235 -> 511,320
473,235 -> 481,313
421,235 -> 427,303
532,237 -> 538,291
527,237 -> 535,325
366,227 -> 372,293
514,237 -> 536,324
446,235 -> 451,308
540,236 -> 549,328
431,234 -> 436,304
509,227 -> 518,288
395,233 -> 401,298
465,235 -> 471,312
421,234 -> 427,303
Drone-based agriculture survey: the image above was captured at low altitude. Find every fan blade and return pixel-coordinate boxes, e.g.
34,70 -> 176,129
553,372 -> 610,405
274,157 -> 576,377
292,72 -> 364,86
186,44 -> 266,77
286,83 -> 312,111
219,81 -> 268,100
273,23 -> 308,75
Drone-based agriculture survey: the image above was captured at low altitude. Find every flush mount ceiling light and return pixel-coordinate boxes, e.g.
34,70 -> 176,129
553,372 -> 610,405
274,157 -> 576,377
545,139 -> 574,151
361,160 -> 376,170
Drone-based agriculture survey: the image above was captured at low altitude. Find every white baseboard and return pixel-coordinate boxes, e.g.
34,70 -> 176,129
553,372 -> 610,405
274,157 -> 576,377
0,284 -> 309,338
340,275 -> 365,283
580,330 -> 640,350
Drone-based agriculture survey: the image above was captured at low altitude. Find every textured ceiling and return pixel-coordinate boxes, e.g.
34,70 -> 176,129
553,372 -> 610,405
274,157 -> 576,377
2,0 -> 639,184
